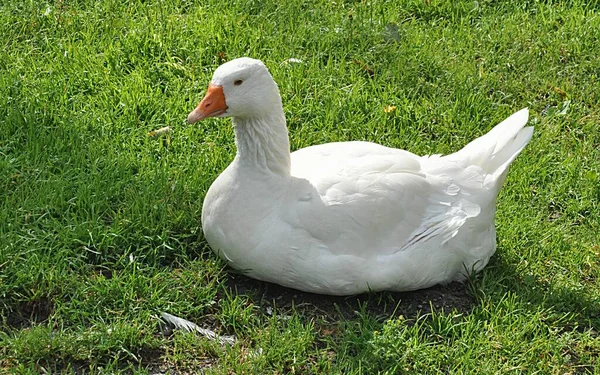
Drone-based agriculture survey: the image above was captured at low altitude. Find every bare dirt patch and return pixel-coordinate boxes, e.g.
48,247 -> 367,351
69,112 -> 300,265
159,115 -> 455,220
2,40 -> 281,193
3,297 -> 54,330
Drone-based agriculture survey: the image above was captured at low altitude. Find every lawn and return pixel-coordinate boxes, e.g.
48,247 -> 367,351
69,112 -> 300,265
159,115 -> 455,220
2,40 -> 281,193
1,0 -> 599,373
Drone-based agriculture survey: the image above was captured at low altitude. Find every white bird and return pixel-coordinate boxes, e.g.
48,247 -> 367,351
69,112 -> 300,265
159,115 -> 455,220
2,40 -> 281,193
188,57 -> 533,295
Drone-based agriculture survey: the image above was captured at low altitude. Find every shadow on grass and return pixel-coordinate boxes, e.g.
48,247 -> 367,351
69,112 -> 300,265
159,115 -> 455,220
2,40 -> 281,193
221,272 -> 475,323
479,254 -> 600,329
219,252 -> 599,330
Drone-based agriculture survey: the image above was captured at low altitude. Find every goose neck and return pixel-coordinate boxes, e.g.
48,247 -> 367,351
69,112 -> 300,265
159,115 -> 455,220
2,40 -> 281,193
232,113 -> 291,176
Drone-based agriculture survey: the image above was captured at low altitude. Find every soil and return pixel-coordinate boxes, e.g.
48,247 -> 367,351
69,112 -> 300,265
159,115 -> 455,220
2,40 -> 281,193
3,296 -> 54,330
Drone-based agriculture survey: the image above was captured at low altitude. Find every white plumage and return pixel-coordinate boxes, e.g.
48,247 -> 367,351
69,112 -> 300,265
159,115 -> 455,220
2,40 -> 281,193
188,57 -> 533,295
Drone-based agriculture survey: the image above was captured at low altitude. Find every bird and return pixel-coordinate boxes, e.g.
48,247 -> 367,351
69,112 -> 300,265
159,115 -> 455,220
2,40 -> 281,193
187,57 -> 533,296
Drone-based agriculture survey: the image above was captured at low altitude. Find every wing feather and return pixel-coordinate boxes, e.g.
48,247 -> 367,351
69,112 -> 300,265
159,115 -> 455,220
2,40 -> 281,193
287,141 -> 484,257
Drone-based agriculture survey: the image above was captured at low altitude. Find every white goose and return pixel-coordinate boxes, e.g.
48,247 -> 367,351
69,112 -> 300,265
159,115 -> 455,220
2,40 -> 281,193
188,57 -> 533,295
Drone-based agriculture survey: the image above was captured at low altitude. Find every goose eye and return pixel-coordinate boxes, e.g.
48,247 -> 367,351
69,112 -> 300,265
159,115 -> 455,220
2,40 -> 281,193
234,79 -> 243,86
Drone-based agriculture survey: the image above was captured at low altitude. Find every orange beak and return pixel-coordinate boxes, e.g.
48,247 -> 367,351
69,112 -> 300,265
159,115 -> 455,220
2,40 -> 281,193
187,84 -> 228,124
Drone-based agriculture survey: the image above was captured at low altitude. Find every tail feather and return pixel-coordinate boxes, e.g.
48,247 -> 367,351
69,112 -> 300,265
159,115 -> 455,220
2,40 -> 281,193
449,108 -> 533,178
489,125 -> 533,178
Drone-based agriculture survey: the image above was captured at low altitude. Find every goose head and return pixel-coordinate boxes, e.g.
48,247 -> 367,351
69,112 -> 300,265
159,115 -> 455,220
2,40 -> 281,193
187,57 -> 283,123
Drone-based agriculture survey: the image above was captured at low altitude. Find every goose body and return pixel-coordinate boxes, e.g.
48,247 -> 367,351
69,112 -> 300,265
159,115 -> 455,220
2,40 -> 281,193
188,58 -> 533,295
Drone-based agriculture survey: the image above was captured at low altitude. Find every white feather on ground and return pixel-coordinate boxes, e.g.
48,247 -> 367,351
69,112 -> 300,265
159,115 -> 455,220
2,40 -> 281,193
160,312 -> 236,345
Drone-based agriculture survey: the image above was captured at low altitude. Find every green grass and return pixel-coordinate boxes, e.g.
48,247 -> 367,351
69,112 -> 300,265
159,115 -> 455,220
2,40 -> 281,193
1,0 -> 599,373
